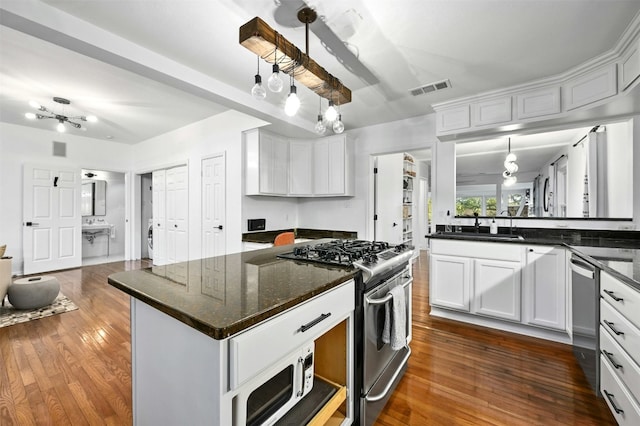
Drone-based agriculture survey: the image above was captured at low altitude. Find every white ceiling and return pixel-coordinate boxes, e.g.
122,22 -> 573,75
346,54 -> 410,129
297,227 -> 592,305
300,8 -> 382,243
1,0 -> 639,144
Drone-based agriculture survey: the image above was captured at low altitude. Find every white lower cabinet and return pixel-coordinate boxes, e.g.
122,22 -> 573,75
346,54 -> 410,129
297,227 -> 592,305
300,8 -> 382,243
523,246 -> 566,331
474,258 -> 521,321
131,279 -> 355,426
430,254 -> 471,311
599,271 -> 640,424
430,240 -> 569,338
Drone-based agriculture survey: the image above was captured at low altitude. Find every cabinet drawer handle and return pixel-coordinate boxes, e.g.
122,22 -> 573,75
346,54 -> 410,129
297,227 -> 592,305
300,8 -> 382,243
299,313 -> 331,332
603,390 -> 624,414
604,320 -> 624,336
603,290 -> 623,302
602,350 -> 622,369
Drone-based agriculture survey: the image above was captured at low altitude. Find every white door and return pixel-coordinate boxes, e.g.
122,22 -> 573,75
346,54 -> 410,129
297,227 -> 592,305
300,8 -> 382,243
202,155 -> 226,259
430,254 -> 471,312
375,153 -> 404,244
166,165 -> 189,264
23,164 -> 82,274
152,170 -> 166,266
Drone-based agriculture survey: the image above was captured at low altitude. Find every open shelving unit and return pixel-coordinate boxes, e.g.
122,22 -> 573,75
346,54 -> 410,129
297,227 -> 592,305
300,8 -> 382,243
402,153 -> 415,245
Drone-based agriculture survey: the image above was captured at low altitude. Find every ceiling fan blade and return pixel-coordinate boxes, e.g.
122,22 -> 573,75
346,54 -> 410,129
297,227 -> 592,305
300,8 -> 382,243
310,18 -> 379,86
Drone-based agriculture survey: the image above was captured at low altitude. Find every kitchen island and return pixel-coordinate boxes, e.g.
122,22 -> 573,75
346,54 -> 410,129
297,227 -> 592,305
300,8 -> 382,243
108,242 -> 358,425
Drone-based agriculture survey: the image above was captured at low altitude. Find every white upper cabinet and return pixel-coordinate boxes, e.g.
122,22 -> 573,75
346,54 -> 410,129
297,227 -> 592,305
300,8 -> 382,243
620,39 -> 640,91
472,97 -> 512,127
289,140 -> 313,196
245,129 -> 289,196
435,105 -> 470,134
564,63 -> 617,111
516,87 -> 561,120
313,135 -> 354,196
245,130 -> 354,197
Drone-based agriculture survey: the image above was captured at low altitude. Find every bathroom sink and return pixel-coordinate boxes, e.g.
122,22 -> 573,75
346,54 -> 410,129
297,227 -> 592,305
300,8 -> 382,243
82,223 -> 111,231
438,232 -> 525,241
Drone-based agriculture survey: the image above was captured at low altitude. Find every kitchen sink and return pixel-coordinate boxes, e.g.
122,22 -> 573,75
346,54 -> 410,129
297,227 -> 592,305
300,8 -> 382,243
438,232 -> 525,241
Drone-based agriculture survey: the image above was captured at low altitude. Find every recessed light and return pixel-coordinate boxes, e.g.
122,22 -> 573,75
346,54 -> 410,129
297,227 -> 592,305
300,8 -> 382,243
106,135 -> 114,139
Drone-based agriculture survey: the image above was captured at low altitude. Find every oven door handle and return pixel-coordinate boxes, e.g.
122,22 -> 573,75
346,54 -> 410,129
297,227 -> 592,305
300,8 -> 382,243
365,346 -> 412,402
365,278 -> 413,305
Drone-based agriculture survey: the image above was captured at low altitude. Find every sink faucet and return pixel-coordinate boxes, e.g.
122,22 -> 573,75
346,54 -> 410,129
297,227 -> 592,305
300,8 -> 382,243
499,210 -> 514,235
473,212 -> 480,233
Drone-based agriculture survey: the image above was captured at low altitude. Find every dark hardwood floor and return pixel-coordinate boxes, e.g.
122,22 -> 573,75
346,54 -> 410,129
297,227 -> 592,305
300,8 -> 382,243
0,253 -> 615,425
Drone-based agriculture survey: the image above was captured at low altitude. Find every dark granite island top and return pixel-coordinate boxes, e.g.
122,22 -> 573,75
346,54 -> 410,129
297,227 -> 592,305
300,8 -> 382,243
108,242 -> 358,340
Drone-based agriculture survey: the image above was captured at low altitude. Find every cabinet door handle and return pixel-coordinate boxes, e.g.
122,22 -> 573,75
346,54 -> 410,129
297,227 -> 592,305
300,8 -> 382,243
299,313 -> 331,332
602,350 -> 622,369
603,390 -> 624,414
603,290 -> 623,302
604,320 -> 624,336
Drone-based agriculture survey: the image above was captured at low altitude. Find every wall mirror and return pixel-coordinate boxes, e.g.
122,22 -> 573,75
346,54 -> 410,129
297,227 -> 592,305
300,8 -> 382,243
455,119 -> 633,219
81,180 -> 107,216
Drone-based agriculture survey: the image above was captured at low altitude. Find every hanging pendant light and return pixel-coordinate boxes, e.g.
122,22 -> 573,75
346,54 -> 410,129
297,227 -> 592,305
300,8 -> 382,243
324,95 -> 338,123
251,55 -> 266,100
314,98 -> 326,134
332,114 -> 344,134
503,137 -> 518,186
284,74 -> 300,117
267,37 -> 284,93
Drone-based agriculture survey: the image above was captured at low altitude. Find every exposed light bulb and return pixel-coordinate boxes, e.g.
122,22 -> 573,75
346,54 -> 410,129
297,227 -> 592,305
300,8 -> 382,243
504,175 -> 517,186
504,161 -> 518,174
28,100 -> 41,109
324,100 -> 338,122
284,85 -> 300,116
25,112 -> 36,120
314,115 -> 326,134
267,64 -> 284,93
85,115 -> 98,123
332,115 -> 344,134
251,74 -> 267,100
506,152 -> 517,163
56,121 -> 66,133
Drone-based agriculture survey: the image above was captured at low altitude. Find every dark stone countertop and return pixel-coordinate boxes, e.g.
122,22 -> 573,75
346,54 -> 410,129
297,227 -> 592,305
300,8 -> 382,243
108,241 -> 357,340
242,228 -> 358,243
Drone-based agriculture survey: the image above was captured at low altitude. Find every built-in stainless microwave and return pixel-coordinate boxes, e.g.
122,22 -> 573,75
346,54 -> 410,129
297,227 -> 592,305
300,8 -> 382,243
233,342 -> 314,425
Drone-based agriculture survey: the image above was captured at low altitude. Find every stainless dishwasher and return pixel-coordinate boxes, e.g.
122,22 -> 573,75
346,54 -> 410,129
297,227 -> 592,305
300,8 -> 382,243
570,253 -> 600,395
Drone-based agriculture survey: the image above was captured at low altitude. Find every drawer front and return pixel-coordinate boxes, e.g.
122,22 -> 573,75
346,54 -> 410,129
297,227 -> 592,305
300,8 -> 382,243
601,271 -> 640,329
601,300 -> 640,364
600,356 -> 640,425
600,325 -> 640,401
229,280 -> 354,390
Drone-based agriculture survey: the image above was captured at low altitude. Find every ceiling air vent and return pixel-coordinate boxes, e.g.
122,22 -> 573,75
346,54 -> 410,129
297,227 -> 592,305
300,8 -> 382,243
409,79 -> 452,96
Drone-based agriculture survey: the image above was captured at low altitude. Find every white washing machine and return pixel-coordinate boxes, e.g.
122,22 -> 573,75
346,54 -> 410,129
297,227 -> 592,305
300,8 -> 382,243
147,218 -> 153,260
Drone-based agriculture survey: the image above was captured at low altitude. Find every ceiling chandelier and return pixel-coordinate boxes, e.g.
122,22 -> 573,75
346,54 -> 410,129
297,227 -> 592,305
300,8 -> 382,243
502,137 -> 518,187
240,7 -> 350,134
25,97 -> 97,133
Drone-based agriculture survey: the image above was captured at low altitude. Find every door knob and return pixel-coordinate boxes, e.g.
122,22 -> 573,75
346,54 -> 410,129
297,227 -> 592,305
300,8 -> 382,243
217,225 -> 223,230
174,224 -> 178,228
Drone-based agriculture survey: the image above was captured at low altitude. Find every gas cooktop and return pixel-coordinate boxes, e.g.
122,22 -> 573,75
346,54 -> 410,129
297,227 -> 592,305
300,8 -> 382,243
278,239 -> 413,281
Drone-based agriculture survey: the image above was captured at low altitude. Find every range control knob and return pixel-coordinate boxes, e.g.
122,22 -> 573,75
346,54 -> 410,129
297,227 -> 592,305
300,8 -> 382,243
394,244 -> 406,252
363,254 -> 378,264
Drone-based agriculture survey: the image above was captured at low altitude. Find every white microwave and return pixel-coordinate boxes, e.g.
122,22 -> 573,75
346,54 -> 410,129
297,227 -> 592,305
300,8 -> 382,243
233,342 -> 314,425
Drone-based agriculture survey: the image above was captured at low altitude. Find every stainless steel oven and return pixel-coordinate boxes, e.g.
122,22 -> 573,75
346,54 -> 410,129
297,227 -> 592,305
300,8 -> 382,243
360,264 -> 412,425
570,253 -> 600,395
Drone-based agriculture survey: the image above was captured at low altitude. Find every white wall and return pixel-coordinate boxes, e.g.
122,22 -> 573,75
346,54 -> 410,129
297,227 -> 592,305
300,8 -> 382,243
242,196 -> 298,233
0,122 -> 133,274
131,110 -> 268,257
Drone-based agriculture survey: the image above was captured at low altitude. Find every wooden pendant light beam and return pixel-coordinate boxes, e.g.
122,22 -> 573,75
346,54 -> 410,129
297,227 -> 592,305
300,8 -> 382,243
239,17 -> 352,105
